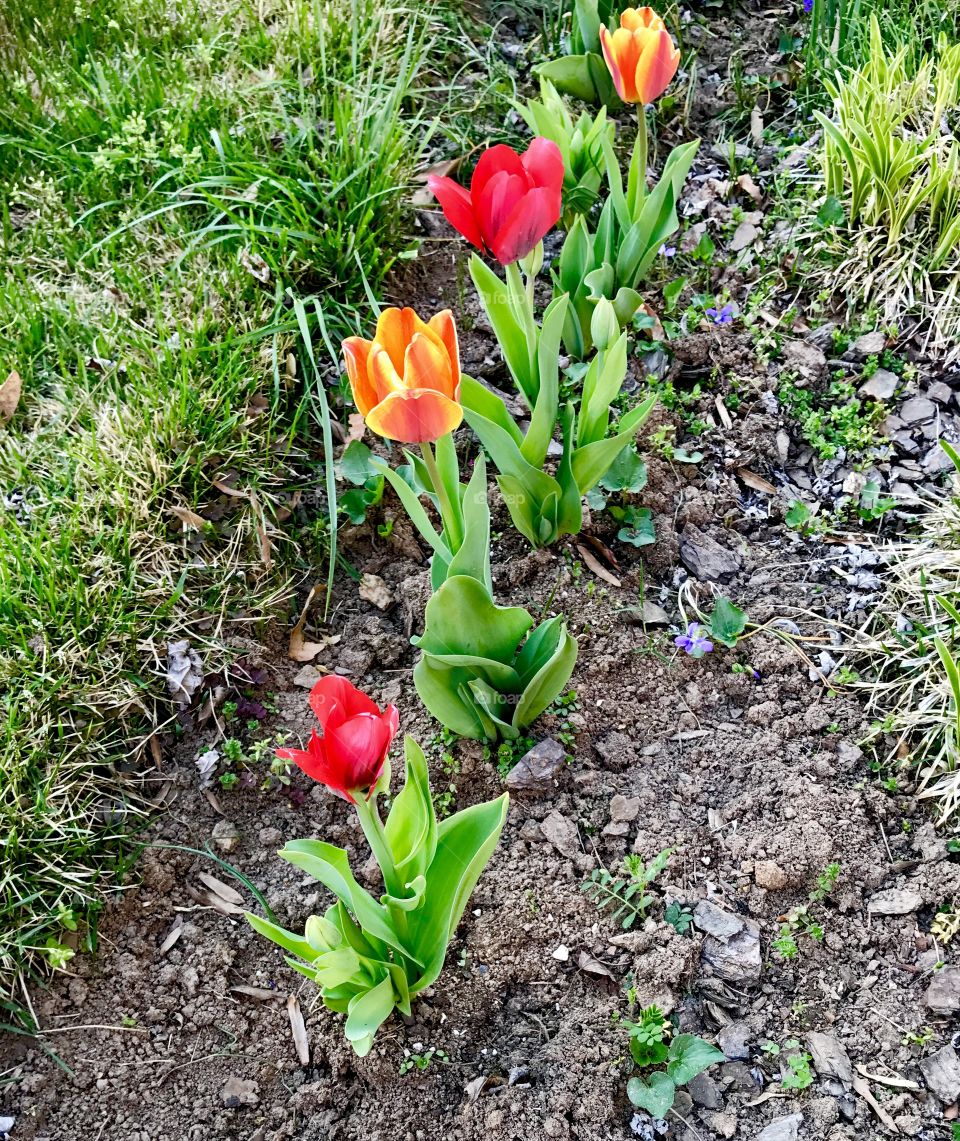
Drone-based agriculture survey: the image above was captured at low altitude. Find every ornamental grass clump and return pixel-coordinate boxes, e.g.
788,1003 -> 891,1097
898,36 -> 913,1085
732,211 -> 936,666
812,17 -> 960,354
248,677 -> 508,1056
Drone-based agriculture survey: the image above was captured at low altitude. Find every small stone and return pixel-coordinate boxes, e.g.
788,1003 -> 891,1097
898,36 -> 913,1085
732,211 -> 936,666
506,738 -> 567,793
776,429 -> 790,464
211,820 -> 240,853
719,1062 -> 760,1093
641,601 -> 671,625
694,902 -> 762,985
258,826 -> 283,847
679,525 -> 742,582
754,860 -> 789,890
925,967 -> 960,1014
551,944 -> 570,962
899,396 -> 937,424
358,573 -> 394,610
850,330 -> 886,358
928,381 -> 953,404
924,443 -> 956,475
701,1111 -> 737,1139
688,1072 -> 721,1109
610,795 -> 641,823
859,368 -> 898,401
755,1112 -> 803,1141
540,810 -> 580,858
920,1044 -> 960,1102
729,221 -> 758,251
718,1021 -> 752,1061
293,664 -> 324,688
806,1032 -> 853,1085
868,888 -> 922,915
783,339 -> 827,381
221,1076 -> 259,1108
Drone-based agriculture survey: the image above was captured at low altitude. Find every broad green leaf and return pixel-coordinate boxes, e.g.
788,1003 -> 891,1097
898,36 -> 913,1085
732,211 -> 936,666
626,1072 -> 676,1119
470,255 -> 536,397
414,575 -> 532,663
666,1034 -> 726,1086
460,375 -> 524,446
579,332 -> 629,446
339,439 -> 378,485
513,622 -> 578,730
246,913 -> 317,963
496,472 -> 543,547
385,736 -> 438,878
407,793 -> 509,993
555,401 -> 584,538
537,55 -> 600,103
434,432 -> 464,547
344,973 -> 397,1057
522,294 -> 568,466
413,655 -> 492,740
514,614 -> 564,688
599,446 -> 647,493
708,596 -> 747,648
572,395 -> 657,493
372,459 -> 451,561
446,453 -> 492,591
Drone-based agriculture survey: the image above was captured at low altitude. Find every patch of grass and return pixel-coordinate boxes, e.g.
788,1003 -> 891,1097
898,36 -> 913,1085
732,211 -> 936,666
0,0 -> 446,1011
778,374 -> 886,460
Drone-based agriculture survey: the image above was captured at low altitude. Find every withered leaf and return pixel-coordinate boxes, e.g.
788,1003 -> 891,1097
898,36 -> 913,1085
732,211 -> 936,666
736,467 -> 778,495
197,872 -> 244,908
231,985 -> 283,1002
0,370 -> 22,424
576,543 -> 621,588
287,994 -> 310,1064
170,505 -> 208,531
158,915 -> 184,955
289,585 -> 331,662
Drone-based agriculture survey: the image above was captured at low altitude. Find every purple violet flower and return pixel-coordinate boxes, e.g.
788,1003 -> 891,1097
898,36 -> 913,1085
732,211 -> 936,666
674,622 -> 714,658
803,0 -> 813,12
705,303 -> 735,326
659,243 -> 677,258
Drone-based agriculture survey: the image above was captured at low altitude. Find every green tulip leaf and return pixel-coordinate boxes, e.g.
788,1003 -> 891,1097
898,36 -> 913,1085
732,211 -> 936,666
512,620 -> 578,730
344,973 -> 397,1057
385,736 -> 438,879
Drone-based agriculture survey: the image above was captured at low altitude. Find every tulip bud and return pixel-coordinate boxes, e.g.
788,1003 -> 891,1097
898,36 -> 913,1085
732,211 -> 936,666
520,240 -> 544,279
590,298 -> 620,351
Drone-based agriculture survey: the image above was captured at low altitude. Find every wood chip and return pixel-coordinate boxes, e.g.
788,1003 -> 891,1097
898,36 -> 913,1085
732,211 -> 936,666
575,543 -> 621,587
0,370 -> 21,424
714,396 -> 733,430
855,1065 -> 919,1091
287,994 -> 310,1064
745,1089 -> 788,1108
852,1073 -> 900,1133
736,467 -> 778,494
158,915 -> 184,955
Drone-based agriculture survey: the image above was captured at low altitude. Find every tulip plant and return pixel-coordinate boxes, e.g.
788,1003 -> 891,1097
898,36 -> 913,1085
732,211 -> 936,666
247,677 -> 508,1057
461,294 -> 656,547
538,0 -> 622,106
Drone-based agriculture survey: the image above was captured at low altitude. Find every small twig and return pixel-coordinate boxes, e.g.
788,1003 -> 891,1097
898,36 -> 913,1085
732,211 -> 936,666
38,1023 -> 149,1035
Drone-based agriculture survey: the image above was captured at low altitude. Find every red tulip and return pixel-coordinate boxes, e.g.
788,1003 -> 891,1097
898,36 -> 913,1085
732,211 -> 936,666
277,676 -> 399,803
427,137 -> 563,266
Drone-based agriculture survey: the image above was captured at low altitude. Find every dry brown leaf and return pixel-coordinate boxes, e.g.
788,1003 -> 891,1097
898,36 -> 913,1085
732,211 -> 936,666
197,873 -> 244,907
239,247 -> 270,283
576,543 -> 621,588
346,412 -> 366,442
246,393 -> 269,419
411,156 -> 464,206
736,173 -> 763,204
203,788 -> 226,816
577,951 -> 615,981
639,302 -> 665,342
714,396 -> 733,430
170,505 -> 208,531
750,107 -> 764,146
736,467 -> 778,494
852,1074 -> 900,1133
287,994 -> 310,1064
289,585 -> 330,662
854,1065 -> 919,1091
158,915 -> 184,955
0,371 -> 22,424
231,985 -> 283,1002
211,477 -> 251,499
147,734 -> 164,770
579,533 -> 620,570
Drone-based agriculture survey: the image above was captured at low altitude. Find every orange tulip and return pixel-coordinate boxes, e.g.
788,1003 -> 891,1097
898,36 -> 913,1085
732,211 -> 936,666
342,307 -> 463,444
599,7 -> 680,105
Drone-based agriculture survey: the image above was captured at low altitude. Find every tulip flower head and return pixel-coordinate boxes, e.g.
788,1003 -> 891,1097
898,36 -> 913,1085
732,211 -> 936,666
427,138 -> 564,266
599,7 -> 681,106
342,307 -> 463,444
276,676 -> 399,803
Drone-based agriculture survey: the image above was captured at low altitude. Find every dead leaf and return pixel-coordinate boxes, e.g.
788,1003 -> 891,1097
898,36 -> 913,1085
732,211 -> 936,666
854,1065 -> 919,1091
211,477 -> 251,499
147,734 -> 164,770
577,951 -> 615,981
750,107 -> 764,146
639,302 -> 665,342
736,173 -> 763,204
714,396 -> 733,430
287,994 -> 310,1064
170,505 -> 208,531
166,640 -> 204,706
852,1074 -> 900,1133
736,467 -> 778,494
745,1090 -> 788,1108
230,985 -> 283,1002
246,393 -> 269,419
197,873 -> 244,908
204,788 -> 226,816
576,543 -> 621,588
729,220 -> 758,252
412,156 -> 464,206
579,533 -> 620,570
346,412 -> 366,442
0,371 -> 21,424
289,586 -> 329,662
158,915 -> 184,955
239,247 -> 270,283
358,573 -> 395,610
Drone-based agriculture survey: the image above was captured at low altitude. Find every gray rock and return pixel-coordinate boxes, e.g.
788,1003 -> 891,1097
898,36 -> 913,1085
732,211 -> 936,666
621,601 -> 671,626
729,221 -> 758,251
701,1111 -> 737,1139
805,322 -> 838,350
540,810 -> 580,858
899,396 -> 937,424
849,330 -> 886,358
595,730 -> 637,770
688,1072 -> 722,1109
755,1113 -> 803,1141
211,819 -> 240,853
718,1021 -> 752,1061
719,1061 -> 761,1093
783,339 -> 827,381
610,794 -> 641,823
506,738 -> 567,793
867,888 -> 922,915
919,1044 -> 960,1102
925,966 -> 960,1014
924,443 -> 956,475
679,525 -> 742,581
929,381 -> 953,404
221,1076 -> 259,1107
859,368 -> 898,401
694,901 -> 762,985
806,1031 -> 853,1085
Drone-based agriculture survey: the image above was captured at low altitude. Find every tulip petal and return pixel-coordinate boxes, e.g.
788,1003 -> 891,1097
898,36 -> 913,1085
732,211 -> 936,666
521,137 -> 565,194
427,309 -> 461,392
470,143 -> 526,203
634,27 -> 679,105
427,175 -> 484,251
365,388 -> 463,443
374,307 -> 435,376
601,25 -> 641,103
476,169 -> 529,253
342,337 -> 377,417
278,731 -> 353,798
404,331 -> 456,400
309,675 -> 380,730
325,713 -> 392,792
368,343 -> 409,408
622,6 -> 665,31
489,186 -> 562,266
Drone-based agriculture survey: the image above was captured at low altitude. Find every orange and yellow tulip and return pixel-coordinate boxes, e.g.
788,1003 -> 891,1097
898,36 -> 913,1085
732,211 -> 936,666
599,7 -> 680,106
342,307 -> 463,444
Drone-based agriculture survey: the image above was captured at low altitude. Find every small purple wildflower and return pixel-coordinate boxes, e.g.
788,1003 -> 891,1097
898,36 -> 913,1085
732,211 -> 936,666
658,243 -> 677,258
675,622 -> 713,658
705,303 -> 735,326
802,0 -> 813,12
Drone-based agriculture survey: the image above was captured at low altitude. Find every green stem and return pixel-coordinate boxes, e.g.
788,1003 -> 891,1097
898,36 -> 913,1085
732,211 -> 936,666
354,795 -> 402,900
636,104 -> 648,199
419,439 -> 462,550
